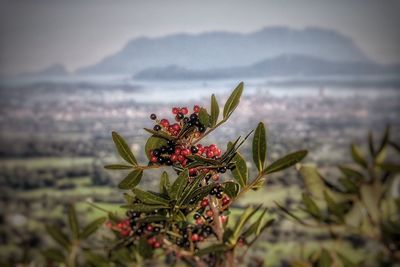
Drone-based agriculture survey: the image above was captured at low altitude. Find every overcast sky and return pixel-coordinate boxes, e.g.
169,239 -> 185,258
0,0 -> 399,76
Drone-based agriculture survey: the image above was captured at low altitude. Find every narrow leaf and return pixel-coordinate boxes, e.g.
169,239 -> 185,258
195,244 -> 229,256
67,204 -> 79,239
275,202 -> 305,225
231,152 -> 248,187
368,131 -> 375,156
338,165 -> 363,181
80,217 -> 107,239
377,125 -> 390,155
169,169 -> 189,200
118,169 -> 143,190
112,131 -> 137,165
104,164 -> 134,170
133,188 -> 170,205
122,204 -> 167,212
252,122 -> 267,172
160,171 -> 170,194
318,249 -> 333,267
264,150 -> 308,175
210,94 -> 220,127
198,107 -> 210,127
45,225 -> 70,249
302,193 -> 321,220
223,82 -> 244,119
351,144 -> 367,168
223,181 -> 240,198
323,191 -> 344,223
41,248 -> 65,262
144,136 -> 167,160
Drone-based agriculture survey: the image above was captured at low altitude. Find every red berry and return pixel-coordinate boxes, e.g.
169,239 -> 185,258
160,119 -> 169,127
206,210 -> 213,217
153,242 -> 161,248
150,156 -> 158,163
121,229 -> 131,236
181,107 -> 188,115
209,144 -> 217,151
215,149 -> 222,157
206,151 -> 214,158
177,155 -> 185,162
172,123 -> 180,131
191,233 -> 199,241
221,215 -> 228,223
189,168 -> 197,176
196,218 -> 203,225
196,144 -> 203,148
146,225 -> 154,232
172,107 -> 179,114
170,154 -> 178,162
181,159 -> 188,167
174,148 -> 181,155
201,199 -> 209,208
181,149 -> 190,156
193,105 -> 200,113
147,236 -> 157,245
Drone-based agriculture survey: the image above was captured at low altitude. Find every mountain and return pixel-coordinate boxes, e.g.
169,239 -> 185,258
19,63 -> 69,77
134,54 -> 400,80
76,27 -> 370,75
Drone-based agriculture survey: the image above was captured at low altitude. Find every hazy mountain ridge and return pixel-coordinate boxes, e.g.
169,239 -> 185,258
134,54 -> 400,80
76,26 -> 370,75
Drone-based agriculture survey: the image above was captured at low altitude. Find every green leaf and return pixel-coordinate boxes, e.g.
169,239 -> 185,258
187,183 -> 217,203
67,204 -> 79,239
242,207 -> 268,238
323,191 -> 344,223
302,193 -> 321,220
210,94 -> 220,127
41,248 -> 65,262
338,177 -> 359,194
275,202 -> 305,225
198,107 -> 210,127
135,215 -> 169,223
252,122 -> 267,172
160,171 -> 170,195
229,205 -> 261,244
186,154 -> 220,165
223,181 -> 240,198
138,237 -> 153,259
250,178 -> 266,191
338,165 -> 363,181
104,164 -> 134,170
368,131 -> 375,157
118,169 -> 143,190
360,185 -> 380,224
143,128 -> 174,140
169,169 -> 189,200
377,125 -> 390,155
180,174 -> 206,205
111,131 -> 137,165
45,225 -> 70,249
318,249 -> 333,267
231,152 -> 248,187
264,150 -> 308,175
144,136 -> 167,160
377,162 -> 400,173
122,204 -> 167,212
195,244 -> 229,256
84,251 -> 109,267
223,82 -> 244,119
351,144 -> 367,168
337,252 -> 357,267
298,164 -> 325,198
80,217 -> 107,239
133,188 -> 170,205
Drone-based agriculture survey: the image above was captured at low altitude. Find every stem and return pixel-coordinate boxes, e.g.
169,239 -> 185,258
208,195 -> 223,240
67,241 -> 78,267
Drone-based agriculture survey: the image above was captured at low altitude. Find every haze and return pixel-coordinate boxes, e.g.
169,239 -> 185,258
1,0 -> 399,76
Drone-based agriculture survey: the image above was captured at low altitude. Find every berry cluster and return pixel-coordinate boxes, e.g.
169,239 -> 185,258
150,105 -> 206,137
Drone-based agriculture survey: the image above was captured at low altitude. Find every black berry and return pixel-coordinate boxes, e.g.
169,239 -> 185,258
154,125 -> 161,131
150,114 -> 157,120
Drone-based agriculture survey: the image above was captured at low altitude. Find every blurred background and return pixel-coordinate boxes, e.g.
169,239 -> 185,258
0,0 -> 399,265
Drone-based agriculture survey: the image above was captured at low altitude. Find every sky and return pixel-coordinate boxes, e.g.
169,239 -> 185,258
0,0 -> 399,76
